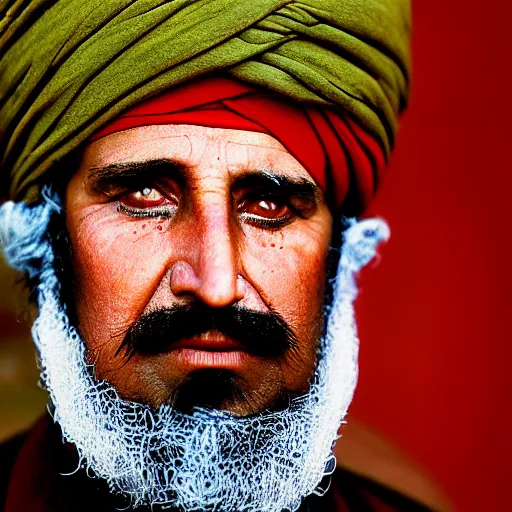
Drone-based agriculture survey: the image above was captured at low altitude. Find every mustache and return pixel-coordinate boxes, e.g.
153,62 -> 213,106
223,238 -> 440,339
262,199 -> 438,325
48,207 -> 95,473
116,304 -> 298,360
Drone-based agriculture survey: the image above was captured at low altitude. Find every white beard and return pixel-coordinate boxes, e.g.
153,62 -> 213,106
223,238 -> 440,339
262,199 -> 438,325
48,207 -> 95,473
0,190 -> 389,512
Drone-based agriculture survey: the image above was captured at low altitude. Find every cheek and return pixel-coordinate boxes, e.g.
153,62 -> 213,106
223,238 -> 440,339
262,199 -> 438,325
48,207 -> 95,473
68,204 -> 171,346
243,224 -> 329,335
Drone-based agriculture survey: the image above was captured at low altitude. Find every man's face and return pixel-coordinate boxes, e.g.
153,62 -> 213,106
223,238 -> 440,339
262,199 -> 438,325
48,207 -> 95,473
65,125 -> 332,416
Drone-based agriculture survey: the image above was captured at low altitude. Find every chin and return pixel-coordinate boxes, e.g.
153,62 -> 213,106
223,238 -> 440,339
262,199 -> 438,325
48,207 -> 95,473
165,368 -> 294,417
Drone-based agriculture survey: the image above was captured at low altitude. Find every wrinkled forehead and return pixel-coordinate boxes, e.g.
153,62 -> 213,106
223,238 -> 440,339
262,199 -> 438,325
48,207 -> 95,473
80,124 -> 316,184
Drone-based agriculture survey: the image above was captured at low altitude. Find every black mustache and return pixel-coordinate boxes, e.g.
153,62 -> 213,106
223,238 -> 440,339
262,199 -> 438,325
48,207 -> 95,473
116,304 -> 298,360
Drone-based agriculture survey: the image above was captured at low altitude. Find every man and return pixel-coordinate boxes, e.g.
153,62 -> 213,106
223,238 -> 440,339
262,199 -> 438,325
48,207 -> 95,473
0,1 -> 426,510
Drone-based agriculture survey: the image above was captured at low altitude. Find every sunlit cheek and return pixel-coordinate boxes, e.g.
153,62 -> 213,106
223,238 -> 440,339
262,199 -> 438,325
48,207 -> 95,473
69,205 -> 172,340
243,227 -> 329,336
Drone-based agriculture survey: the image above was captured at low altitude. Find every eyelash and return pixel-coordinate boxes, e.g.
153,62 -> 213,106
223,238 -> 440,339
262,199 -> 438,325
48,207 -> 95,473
117,203 -> 177,219
116,191 -> 299,228
118,203 -> 293,228
239,212 -> 293,229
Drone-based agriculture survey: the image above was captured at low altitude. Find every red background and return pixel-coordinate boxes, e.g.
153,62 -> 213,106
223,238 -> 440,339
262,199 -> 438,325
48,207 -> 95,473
352,1 -> 512,510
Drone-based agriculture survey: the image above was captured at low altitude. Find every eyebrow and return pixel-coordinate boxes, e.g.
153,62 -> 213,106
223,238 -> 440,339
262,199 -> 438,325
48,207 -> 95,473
232,170 -> 320,205
88,159 -> 186,192
88,158 -> 320,204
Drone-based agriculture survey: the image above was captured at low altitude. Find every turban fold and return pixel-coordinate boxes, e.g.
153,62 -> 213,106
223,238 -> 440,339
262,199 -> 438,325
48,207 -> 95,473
0,0 -> 411,212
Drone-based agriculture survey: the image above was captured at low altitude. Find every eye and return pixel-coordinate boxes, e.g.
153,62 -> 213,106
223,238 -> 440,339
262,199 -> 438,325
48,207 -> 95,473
118,187 -> 178,219
243,198 -> 288,218
122,187 -> 165,207
238,195 -> 293,228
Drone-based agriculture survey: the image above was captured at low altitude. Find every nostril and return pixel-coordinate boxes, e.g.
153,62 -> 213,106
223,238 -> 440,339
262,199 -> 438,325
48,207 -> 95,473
169,256 -> 242,308
236,274 -> 246,300
169,261 -> 201,297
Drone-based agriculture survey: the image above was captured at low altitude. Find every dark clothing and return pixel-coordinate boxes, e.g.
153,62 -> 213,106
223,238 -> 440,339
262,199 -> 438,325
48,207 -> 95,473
0,415 -> 433,512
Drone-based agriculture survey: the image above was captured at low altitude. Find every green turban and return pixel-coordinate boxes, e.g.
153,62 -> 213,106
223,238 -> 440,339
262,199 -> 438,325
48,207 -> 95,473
0,0 -> 410,202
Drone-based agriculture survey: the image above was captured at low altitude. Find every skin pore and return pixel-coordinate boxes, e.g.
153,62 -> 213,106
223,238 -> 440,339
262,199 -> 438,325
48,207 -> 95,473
65,125 -> 332,416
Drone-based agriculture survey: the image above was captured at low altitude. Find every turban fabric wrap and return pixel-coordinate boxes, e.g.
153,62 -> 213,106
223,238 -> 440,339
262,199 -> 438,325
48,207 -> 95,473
0,0 -> 411,214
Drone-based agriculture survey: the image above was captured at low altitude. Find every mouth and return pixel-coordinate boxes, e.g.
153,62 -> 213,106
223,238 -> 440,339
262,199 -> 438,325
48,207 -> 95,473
170,332 -> 255,371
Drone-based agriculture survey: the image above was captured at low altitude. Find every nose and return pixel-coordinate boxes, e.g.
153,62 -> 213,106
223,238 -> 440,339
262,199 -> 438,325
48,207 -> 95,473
169,205 -> 244,308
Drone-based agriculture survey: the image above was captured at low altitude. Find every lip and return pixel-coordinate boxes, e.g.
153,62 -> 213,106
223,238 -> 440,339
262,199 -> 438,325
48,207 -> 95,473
169,334 -> 254,371
171,336 -> 246,352
172,348 -> 252,370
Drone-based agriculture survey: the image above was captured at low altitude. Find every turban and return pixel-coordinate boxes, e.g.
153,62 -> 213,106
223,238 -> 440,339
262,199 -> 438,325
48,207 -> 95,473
0,0 -> 411,213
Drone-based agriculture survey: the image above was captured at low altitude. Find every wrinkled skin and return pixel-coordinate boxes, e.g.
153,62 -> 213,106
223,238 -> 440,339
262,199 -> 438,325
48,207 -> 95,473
65,125 -> 332,416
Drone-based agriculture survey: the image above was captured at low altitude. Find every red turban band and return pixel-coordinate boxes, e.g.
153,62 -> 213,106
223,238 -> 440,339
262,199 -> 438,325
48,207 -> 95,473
92,76 -> 386,214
